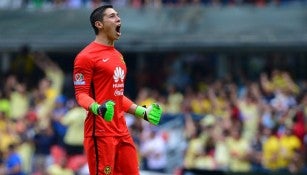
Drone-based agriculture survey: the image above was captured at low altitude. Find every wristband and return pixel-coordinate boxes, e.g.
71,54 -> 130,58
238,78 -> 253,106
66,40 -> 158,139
135,106 -> 146,118
89,102 -> 99,115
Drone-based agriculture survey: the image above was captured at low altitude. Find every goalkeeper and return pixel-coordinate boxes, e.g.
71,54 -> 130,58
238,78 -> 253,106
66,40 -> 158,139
73,5 -> 162,175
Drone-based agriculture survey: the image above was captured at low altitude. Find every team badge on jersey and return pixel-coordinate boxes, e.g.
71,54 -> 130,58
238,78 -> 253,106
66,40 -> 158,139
74,73 -> 85,85
103,166 -> 112,175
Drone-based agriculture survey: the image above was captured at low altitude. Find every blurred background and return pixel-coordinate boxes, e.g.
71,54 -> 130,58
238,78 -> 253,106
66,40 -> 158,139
1,0 -> 307,175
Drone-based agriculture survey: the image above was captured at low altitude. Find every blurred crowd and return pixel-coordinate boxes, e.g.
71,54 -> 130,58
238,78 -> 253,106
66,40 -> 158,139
0,0 -> 305,10
135,67 -> 307,174
0,46 -> 87,175
177,70 -> 307,174
1,44 -> 307,175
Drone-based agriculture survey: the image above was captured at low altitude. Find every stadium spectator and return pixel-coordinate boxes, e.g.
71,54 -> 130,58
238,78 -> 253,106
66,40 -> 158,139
236,82 -> 261,142
32,123 -> 56,174
135,87 -> 156,107
51,95 -> 68,147
213,124 -> 230,170
0,122 -> 20,158
0,143 -> 25,175
14,117 -> 34,174
9,45 -> 39,89
226,124 -> 251,172
183,113 -> 217,169
248,129 -> 265,173
60,99 -> 86,156
47,152 -> 74,175
190,90 -> 212,116
140,127 -> 168,173
262,125 -> 281,171
9,82 -> 29,120
280,126 -> 303,173
31,51 -> 64,130
0,90 -> 10,118
47,156 -> 74,175
165,85 -> 184,114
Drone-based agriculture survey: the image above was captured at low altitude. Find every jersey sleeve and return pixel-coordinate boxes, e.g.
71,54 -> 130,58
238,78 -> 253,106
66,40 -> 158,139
73,54 -> 95,110
122,95 -> 133,112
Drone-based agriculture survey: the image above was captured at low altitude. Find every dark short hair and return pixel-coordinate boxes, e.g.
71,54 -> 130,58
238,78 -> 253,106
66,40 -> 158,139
90,5 -> 113,35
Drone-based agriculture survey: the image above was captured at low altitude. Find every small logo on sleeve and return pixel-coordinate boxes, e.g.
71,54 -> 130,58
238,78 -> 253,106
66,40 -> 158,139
74,73 -> 85,85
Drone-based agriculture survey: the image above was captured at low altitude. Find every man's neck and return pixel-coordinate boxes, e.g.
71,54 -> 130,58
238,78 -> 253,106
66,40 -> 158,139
94,35 -> 114,46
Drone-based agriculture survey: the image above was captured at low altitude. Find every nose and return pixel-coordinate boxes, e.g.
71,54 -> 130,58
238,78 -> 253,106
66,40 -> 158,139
116,15 -> 121,22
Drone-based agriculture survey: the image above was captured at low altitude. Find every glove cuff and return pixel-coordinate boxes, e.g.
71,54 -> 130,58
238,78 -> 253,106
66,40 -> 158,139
135,106 -> 146,118
89,102 -> 99,115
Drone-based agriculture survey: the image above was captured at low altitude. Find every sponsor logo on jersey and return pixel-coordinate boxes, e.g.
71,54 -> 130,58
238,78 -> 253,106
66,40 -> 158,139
74,73 -> 85,85
113,66 -> 125,83
114,89 -> 124,96
113,66 -> 125,96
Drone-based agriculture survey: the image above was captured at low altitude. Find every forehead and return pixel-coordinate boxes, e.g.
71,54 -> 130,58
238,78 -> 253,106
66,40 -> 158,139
104,8 -> 118,15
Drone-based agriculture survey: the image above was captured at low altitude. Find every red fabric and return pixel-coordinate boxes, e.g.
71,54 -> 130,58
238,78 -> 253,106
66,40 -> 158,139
84,135 -> 139,175
73,42 -> 130,137
122,96 -> 133,112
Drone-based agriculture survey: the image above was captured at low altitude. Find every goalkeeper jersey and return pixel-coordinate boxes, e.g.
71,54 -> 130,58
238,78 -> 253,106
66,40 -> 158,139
73,42 -> 133,137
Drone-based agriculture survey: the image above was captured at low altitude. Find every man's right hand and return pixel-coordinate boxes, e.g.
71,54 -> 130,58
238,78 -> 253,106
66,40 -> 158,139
90,101 -> 115,121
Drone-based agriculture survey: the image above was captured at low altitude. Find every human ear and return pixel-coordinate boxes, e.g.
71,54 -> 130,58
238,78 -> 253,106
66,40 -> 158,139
95,21 -> 103,29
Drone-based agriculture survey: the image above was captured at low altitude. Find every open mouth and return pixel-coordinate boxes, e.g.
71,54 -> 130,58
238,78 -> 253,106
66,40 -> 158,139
116,25 -> 121,35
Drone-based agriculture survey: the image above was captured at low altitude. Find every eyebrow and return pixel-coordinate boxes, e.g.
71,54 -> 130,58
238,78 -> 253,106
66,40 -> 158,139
107,12 -> 118,16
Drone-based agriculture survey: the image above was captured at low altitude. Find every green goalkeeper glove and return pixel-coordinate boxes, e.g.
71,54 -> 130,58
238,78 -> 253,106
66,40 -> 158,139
135,103 -> 162,125
90,100 -> 115,121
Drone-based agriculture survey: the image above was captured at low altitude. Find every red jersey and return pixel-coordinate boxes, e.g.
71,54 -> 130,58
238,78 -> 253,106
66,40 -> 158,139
73,42 -> 133,137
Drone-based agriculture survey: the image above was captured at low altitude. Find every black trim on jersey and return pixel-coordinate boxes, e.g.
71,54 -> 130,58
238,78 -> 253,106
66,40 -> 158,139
91,81 -> 99,175
93,118 -> 99,175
